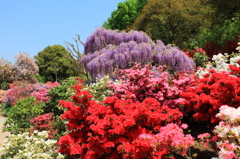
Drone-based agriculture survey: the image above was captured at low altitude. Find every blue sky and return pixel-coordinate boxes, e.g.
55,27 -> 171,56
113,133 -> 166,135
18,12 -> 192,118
0,0 -> 124,64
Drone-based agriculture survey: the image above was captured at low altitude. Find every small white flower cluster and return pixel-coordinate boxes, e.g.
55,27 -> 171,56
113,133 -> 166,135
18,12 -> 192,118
196,43 -> 240,78
84,75 -> 113,101
0,130 -> 64,159
230,55 -> 240,67
195,63 -> 212,78
212,53 -> 230,72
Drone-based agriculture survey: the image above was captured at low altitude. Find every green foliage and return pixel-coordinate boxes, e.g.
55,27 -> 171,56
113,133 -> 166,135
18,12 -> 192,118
208,0 -> 240,23
43,77 -> 78,138
129,0 -> 212,47
45,77 -> 77,116
103,0 -> 147,30
187,17 -> 240,49
3,97 -> 44,134
84,76 -> 113,101
34,75 -> 47,83
193,51 -> 209,68
0,82 -> 9,90
35,45 -> 77,82
0,102 -> 11,117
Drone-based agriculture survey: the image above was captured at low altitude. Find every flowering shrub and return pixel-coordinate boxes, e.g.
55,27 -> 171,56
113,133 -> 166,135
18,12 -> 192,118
58,80 -> 183,158
30,113 -> 58,139
229,64 -> 240,78
3,97 -> 44,134
108,63 -> 196,109
0,130 -> 64,159
153,41 -> 196,73
196,133 -> 217,152
184,47 -> 209,68
193,105 -> 240,159
4,82 -> 60,107
82,27 -> 195,79
180,69 -> 240,125
203,36 -> 240,58
128,123 -> 194,158
84,75 -> 113,101
195,52 -> 240,78
213,105 -> 240,159
9,80 -> 29,89
45,77 -> 76,116
84,27 -> 152,54
31,82 -> 60,103
32,87 -> 49,103
4,83 -> 37,106
195,43 -> 240,78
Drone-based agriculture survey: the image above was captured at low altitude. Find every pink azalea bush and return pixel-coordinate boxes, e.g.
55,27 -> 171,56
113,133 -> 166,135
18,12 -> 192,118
213,105 -> 240,158
31,82 -> 60,103
131,123 -> 195,158
30,113 -> 58,139
4,82 -> 60,106
108,63 -> 196,109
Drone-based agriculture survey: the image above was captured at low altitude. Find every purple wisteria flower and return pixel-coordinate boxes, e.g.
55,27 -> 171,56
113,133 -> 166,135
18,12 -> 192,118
84,27 -> 152,54
82,28 -> 196,80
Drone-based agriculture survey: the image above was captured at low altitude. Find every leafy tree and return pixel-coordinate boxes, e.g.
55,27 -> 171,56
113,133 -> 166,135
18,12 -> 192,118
192,17 -> 240,47
0,59 -> 15,89
128,0 -> 212,47
103,0 -> 147,30
35,45 -> 76,82
208,0 -> 240,24
14,52 -> 39,83
0,52 -> 38,89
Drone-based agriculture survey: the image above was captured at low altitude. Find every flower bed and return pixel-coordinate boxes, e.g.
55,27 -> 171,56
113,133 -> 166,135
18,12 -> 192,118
0,29 -> 240,159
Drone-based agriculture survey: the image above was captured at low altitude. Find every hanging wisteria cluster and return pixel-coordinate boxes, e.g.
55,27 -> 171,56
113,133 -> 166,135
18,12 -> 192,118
153,41 -> 196,72
82,41 -> 153,79
84,27 -> 152,54
82,27 -> 196,79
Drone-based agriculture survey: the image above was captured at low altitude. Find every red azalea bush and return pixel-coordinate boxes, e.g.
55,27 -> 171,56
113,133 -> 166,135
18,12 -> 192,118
57,80 -> 183,158
30,113 -> 58,139
203,37 -> 240,58
108,63 -> 196,109
4,82 -> 60,106
180,69 -> 240,125
9,81 -> 29,89
229,64 -> 240,78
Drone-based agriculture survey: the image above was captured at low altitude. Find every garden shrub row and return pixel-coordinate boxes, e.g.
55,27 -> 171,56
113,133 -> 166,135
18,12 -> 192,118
0,28 -> 240,158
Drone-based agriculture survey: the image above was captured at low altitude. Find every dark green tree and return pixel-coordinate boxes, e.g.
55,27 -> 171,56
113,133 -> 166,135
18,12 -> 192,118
128,0 -> 213,47
35,45 -> 76,82
103,0 -> 147,30
208,0 -> 240,25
